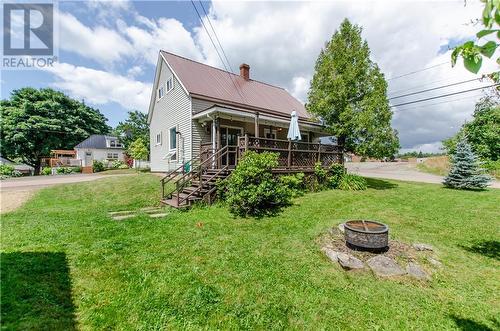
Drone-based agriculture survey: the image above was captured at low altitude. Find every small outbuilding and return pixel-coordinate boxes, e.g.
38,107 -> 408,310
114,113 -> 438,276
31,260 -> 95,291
75,135 -> 126,167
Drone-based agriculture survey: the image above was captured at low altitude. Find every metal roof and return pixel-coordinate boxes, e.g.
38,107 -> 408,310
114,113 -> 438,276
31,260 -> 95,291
161,51 -> 313,120
74,135 -> 122,149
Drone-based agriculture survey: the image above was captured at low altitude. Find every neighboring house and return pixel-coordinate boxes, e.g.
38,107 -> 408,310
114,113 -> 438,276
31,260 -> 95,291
75,135 -> 125,167
0,154 -> 34,175
147,50 -> 331,172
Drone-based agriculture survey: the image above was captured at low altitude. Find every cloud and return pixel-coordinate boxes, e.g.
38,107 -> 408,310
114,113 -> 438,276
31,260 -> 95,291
45,62 -> 151,111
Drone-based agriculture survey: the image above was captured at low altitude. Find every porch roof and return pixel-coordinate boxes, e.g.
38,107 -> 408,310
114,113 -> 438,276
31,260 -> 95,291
192,105 -> 327,133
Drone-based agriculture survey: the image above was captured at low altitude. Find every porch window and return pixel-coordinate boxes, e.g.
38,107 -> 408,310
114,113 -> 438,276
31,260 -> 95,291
264,128 -> 277,139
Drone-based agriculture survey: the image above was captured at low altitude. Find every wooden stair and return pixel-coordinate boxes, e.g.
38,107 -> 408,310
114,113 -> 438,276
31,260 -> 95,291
160,146 -> 232,209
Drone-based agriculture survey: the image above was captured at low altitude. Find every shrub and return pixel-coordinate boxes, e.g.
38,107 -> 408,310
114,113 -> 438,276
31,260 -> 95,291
483,159 -> 500,179
280,172 -> 305,197
72,166 -> 82,173
56,167 -> 66,174
0,164 -> 15,176
112,160 -> 125,169
11,170 -> 22,177
223,151 -> 292,217
118,164 -> 129,169
327,163 -> 346,189
41,167 -> 52,175
93,160 -> 105,173
311,162 -> 329,191
338,174 -> 367,191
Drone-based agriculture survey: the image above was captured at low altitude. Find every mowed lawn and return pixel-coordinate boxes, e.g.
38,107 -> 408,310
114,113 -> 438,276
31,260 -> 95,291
1,174 -> 499,330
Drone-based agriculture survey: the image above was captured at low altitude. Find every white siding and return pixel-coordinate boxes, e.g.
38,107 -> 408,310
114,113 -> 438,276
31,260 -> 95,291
149,60 -> 192,172
75,148 -> 125,167
191,97 -> 215,156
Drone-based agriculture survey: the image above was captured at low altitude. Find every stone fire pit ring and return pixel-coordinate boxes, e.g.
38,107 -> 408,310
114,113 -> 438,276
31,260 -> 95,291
344,220 -> 389,250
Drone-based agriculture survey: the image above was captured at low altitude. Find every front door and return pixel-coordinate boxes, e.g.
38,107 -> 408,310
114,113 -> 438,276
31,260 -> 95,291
84,151 -> 93,167
220,127 -> 242,167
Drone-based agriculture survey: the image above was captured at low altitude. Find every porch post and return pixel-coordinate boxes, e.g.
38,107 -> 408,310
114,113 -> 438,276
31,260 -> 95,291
254,112 -> 259,138
211,119 -> 217,152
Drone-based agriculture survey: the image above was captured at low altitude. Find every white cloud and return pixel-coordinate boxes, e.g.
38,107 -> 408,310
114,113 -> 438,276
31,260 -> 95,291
45,62 -> 151,111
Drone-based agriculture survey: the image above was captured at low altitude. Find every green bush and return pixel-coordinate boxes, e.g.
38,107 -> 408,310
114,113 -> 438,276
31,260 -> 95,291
327,163 -> 346,189
93,160 -> 105,173
338,174 -> 367,191
118,164 -> 129,169
111,160 -> 126,169
41,167 -> 52,175
72,166 -> 82,173
483,159 -> 500,179
0,164 -> 15,176
55,167 -> 80,174
280,172 -> 306,197
223,151 -> 292,217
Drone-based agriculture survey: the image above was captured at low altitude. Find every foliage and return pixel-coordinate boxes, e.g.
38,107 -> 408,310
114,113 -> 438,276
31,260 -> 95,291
2,174 -> 499,329
307,19 -> 399,159
128,138 -> 149,162
113,110 -> 149,150
483,159 -> 500,178
398,151 -> 446,159
327,163 -> 346,189
338,174 -> 367,191
223,151 -> 292,217
92,160 -> 105,173
443,96 -> 500,160
111,160 -> 126,169
443,137 -> 491,190
0,88 -> 110,172
451,0 -> 500,80
279,172 -> 306,197
41,167 -> 52,176
55,167 -> 81,175
0,164 -> 15,176
118,164 -> 130,169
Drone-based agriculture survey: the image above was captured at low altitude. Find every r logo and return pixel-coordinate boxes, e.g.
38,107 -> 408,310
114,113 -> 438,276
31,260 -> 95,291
3,3 -> 53,56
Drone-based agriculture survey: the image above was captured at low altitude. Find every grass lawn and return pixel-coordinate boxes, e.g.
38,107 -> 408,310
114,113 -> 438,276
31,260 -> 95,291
1,173 -> 499,330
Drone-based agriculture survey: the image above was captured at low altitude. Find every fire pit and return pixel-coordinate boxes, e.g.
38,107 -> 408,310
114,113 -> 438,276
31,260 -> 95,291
344,220 -> 389,250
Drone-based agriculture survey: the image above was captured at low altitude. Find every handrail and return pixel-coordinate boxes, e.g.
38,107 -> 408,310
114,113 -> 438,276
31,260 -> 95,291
163,145 -> 229,200
178,163 -> 229,206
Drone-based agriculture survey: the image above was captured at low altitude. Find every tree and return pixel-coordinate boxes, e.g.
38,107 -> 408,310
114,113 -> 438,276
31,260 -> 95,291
451,0 -> 500,81
307,19 -> 399,159
1,88 -> 110,173
442,96 -> 499,160
443,136 -> 491,189
128,138 -> 149,168
114,110 -> 149,150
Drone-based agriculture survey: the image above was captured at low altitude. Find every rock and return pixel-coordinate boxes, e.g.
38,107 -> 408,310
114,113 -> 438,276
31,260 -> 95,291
427,257 -> 442,268
337,252 -> 364,270
338,223 -> 345,233
367,255 -> 406,277
322,247 -> 340,263
406,262 -> 430,280
413,243 -> 434,251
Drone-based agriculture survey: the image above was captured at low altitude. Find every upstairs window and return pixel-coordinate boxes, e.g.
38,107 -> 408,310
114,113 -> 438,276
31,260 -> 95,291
156,132 -> 162,145
110,140 -> 116,147
158,86 -> 165,100
166,76 -> 174,93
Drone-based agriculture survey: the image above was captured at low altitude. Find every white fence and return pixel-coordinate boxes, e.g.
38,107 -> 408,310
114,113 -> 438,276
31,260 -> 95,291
133,159 -> 150,169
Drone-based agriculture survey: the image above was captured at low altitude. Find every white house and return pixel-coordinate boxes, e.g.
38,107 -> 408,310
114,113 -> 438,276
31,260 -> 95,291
75,135 -> 126,167
147,51 -> 329,173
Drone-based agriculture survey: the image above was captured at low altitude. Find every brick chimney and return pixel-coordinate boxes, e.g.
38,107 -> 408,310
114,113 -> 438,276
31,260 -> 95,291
239,63 -> 250,80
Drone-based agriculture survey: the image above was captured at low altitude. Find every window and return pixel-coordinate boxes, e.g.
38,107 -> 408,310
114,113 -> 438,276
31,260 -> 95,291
110,140 -> 116,147
166,76 -> 174,93
264,128 -> 277,139
169,127 -> 177,150
158,86 -> 165,100
107,153 -> 119,159
155,132 -> 162,145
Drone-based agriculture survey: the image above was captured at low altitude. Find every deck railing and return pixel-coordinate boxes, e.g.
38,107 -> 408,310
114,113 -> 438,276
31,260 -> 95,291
238,135 -> 342,169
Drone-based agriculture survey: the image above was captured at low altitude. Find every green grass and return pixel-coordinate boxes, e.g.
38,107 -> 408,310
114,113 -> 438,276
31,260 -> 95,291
1,174 -> 499,330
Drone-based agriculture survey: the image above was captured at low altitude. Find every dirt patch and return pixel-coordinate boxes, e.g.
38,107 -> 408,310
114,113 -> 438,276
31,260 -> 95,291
0,189 -> 35,214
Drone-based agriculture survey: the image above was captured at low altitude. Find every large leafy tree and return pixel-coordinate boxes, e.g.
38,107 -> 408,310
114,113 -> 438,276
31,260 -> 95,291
1,88 -> 110,172
307,19 -> 399,159
442,95 -> 499,160
113,110 -> 149,150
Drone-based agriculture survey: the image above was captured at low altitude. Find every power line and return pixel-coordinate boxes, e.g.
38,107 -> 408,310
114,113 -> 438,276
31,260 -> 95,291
386,61 -> 450,81
389,78 -> 483,100
394,93 -> 484,112
388,74 -> 466,96
390,83 -> 499,108
198,1 -> 235,74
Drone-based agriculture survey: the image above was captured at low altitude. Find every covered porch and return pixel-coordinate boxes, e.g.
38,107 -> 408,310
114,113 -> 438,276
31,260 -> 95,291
192,105 -> 342,171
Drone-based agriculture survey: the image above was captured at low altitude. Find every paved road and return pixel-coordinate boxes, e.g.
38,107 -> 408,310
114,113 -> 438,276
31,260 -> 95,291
0,173 -> 131,213
345,162 -> 500,188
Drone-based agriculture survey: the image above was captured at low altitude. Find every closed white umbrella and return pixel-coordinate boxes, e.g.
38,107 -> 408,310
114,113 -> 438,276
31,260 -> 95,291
287,110 -> 301,141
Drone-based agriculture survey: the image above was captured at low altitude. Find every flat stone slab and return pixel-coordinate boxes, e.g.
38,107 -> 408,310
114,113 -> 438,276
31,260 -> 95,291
406,262 -> 430,280
322,247 -> 339,263
367,255 -> 406,277
337,252 -> 364,270
427,257 -> 442,268
413,243 -> 434,251
149,213 -> 169,218
111,214 -> 136,221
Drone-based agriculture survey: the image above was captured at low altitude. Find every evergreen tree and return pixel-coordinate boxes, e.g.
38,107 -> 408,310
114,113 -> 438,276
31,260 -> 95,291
443,137 -> 491,189
307,19 -> 399,159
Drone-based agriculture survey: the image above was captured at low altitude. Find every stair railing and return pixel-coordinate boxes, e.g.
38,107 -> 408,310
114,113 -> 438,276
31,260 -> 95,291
163,145 -> 229,202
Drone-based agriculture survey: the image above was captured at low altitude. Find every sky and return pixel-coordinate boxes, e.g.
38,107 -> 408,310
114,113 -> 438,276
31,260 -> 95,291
1,0 -> 497,153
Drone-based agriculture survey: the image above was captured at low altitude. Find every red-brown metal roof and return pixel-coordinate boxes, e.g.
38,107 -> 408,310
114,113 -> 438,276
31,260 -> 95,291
161,51 -> 312,120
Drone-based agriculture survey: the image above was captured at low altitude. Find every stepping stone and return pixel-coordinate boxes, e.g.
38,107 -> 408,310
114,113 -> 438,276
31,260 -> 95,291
367,255 -> 406,277
149,213 -> 169,218
112,214 -> 137,221
427,257 -> 442,268
322,247 -> 340,263
337,252 -> 364,270
406,262 -> 430,280
109,210 -> 135,216
413,243 -> 434,251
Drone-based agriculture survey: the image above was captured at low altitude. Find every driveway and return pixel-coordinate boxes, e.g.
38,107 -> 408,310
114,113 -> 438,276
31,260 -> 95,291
346,162 -> 500,188
0,173 -> 131,213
